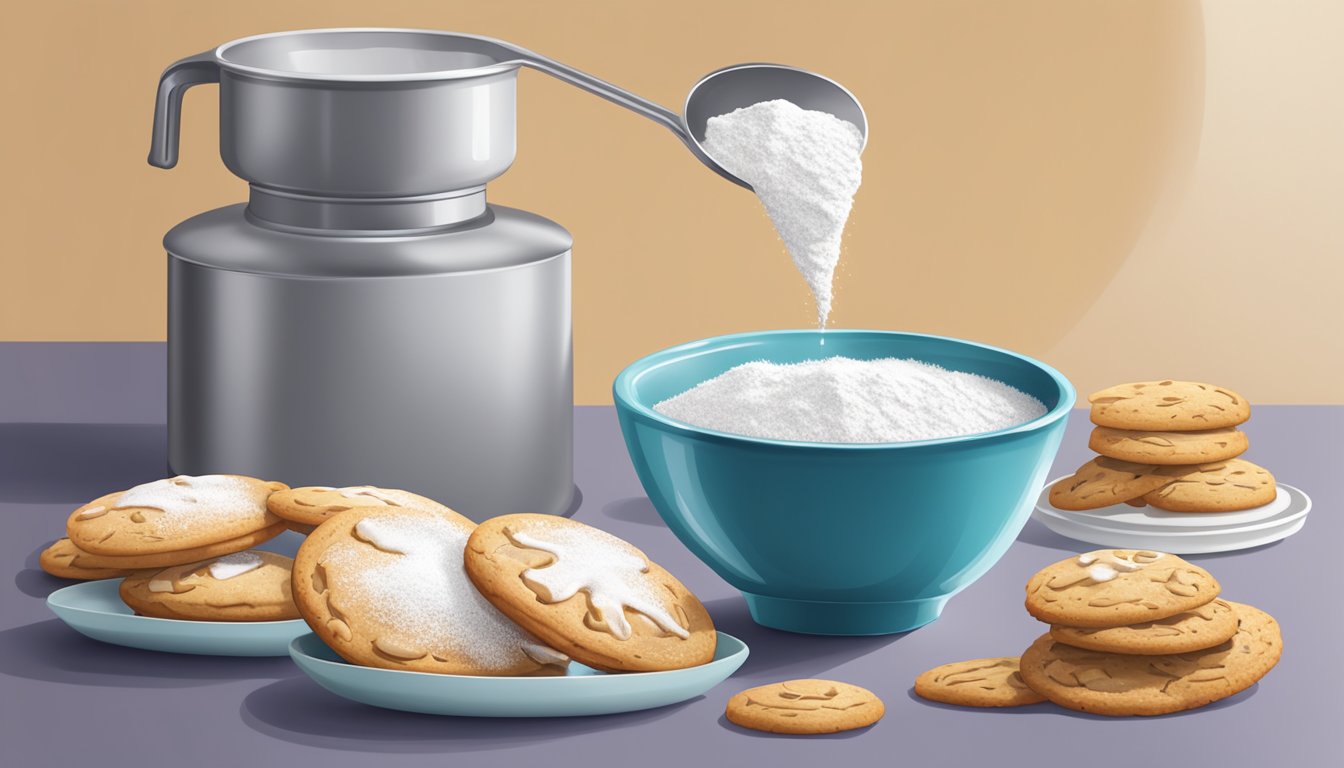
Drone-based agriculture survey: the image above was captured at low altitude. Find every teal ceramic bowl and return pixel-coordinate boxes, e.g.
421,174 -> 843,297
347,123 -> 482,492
613,330 -> 1074,636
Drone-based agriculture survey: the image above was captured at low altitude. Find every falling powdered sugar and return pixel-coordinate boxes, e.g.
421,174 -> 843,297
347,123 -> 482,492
654,357 -> 1047,444
703,99 -> 863,327
323,513 -> 559,669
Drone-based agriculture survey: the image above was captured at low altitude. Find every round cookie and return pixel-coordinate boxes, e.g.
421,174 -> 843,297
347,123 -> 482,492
40,526 -> 285,573
1020,602 -> 1281,716
726,680 -> 884,734
1050,599 -> 1240,655
267,485 -> 448,530
292,505 -> 568,676
1089,426 -> 1248,465
68,475 -> 287,556
1143,460 -> 1276,512
914,657 -> 1046,707
1025,550 -> 1220,628
464,514 -> 715,673
119,551 -> 299,621
39,538 -> 142,580
1048,457 -> 1174,511
1089,380 -> 1250,431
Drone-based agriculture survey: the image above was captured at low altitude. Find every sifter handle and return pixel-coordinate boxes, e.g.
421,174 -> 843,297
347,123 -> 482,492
148,51 -> 220,169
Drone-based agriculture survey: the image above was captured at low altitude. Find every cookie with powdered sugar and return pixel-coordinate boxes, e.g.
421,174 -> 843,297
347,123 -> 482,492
292,505 -> 568,676
1025,550 -> 1220,628
119,551 -> 299,622
67,475 -> 288,556
464,514 -> 716,672
267,485 -> 449,534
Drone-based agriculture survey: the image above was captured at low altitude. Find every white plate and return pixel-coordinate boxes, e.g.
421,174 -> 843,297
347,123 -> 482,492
1032,481 -> 1310,554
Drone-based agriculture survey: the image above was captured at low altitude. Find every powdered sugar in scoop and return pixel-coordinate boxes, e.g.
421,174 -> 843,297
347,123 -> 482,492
703,99 -> 863,327
322,513 -> 563,669
654,357 -> 1046,444
111,475 -> 271,533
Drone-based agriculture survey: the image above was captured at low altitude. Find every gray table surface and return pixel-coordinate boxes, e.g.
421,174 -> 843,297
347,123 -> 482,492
2,342 -> 1340,767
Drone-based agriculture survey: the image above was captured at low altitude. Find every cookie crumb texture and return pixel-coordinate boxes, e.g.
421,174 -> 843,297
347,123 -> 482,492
118,550 -> 299,621
292,507 -> 568,677
914,657 -> 1046,707
1144,460 -> 1276,512
1020,603 -> 1281,716
1025,551 -> 1220,627
465,514 -> 716,672
1089,380 -> 1250,431
1050,599 -> 1240,655
726,680 -> 884,734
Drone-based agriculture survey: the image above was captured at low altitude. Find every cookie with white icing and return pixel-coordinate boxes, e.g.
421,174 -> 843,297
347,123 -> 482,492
1021,602 -> 1281,716
267,485 -> 449,533
67,475 -> 288,556
119,550 -> 299,621
464,514 -> 716,672
43,524 -> 287,575
292,505 -> 569,676
1025,550 -> 1220,628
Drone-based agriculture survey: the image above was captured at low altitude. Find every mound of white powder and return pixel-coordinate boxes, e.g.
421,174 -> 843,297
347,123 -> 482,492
703,99 -> 863,327
653,357 -> 1046,444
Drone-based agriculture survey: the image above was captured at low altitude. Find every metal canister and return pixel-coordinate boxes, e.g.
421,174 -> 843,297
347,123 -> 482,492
150,29 -> 574,519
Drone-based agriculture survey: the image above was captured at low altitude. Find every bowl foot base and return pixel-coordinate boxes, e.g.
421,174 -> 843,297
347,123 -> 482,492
742,592 -> 948,636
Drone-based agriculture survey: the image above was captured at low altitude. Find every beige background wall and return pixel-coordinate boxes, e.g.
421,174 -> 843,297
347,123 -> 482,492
1,0 -> 1339,403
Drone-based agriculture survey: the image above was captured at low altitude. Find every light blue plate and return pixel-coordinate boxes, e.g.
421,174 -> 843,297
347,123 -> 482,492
46,579 -> 308,656
289,631 -> 749,717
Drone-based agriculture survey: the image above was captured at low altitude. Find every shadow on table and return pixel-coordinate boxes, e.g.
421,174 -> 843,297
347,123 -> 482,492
0,423 -> 168,503
702,596 -> 902,678
0,619 -> 294,688
240,676 -> 694,753
602,496 -> 664,527
717,713 -> 875,739
905,683 -> 1258,718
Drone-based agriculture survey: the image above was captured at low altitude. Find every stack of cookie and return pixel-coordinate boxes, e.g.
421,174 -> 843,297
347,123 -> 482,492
288,494 -> 717,676
915,549 -> 1282,716
39,474 -> 302,621
1050,380 -> 1277,513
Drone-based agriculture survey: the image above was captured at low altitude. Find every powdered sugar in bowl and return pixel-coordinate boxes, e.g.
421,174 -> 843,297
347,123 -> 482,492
613,330 -> 1075,635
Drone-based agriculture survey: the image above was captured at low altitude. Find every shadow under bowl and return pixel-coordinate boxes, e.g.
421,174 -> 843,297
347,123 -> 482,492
613,329 -> 1074,636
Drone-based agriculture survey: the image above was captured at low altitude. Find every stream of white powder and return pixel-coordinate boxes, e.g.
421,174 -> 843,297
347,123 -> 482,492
703,99 -> 863,328
653,357 -> 1046,444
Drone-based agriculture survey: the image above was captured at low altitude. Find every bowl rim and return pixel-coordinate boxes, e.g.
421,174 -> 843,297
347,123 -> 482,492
612,329 -> 1076,451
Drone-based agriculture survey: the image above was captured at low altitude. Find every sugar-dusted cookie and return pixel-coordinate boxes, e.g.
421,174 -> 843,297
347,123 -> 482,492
1050,598 -> 1239,655
464,514 -> 715,672
1048,457 -> 1173,511
914,657 -> 1046,707
726,680 -> 884,734
39,538 -> 142,580
1143,459 -> 1276,512
67,475 -> 287,556
1020,602 -> 1281,716
119,551 -> 299,621
1089,380 -> 1250,431
267,485 -> 448,530
1089,426 -> 1248,465
292,505 -> 568,676
1025,550 -> 1220,628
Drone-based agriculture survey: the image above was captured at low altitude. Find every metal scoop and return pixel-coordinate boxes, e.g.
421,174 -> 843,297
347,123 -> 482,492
506,49 -> 869,189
